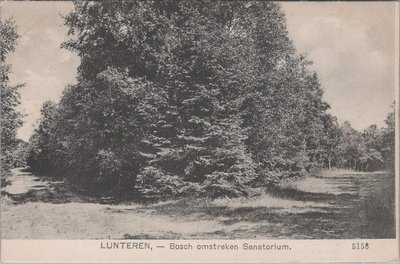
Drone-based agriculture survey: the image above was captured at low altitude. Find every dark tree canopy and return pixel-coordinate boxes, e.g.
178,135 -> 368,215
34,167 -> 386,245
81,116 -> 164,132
1,18 -> 24,184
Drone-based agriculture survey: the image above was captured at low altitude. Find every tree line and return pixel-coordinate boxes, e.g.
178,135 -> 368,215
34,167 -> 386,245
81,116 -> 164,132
2,1 -> 395,201
1,19 -> 24,186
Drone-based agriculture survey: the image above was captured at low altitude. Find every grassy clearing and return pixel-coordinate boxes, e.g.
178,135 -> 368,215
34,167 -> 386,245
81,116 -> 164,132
1,169 -> 395,239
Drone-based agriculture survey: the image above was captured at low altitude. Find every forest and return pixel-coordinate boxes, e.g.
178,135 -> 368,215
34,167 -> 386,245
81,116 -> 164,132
1,1 -> 396,202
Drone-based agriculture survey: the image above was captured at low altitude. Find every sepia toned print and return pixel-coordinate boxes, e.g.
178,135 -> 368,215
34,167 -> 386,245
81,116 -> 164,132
0,1 -> 398,262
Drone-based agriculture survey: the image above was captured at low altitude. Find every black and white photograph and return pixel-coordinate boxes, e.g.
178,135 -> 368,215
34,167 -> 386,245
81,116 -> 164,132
0,0 -> 398,262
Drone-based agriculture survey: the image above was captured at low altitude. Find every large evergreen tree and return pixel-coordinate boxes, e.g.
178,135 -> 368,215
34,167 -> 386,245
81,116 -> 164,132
28,1 -> 341,200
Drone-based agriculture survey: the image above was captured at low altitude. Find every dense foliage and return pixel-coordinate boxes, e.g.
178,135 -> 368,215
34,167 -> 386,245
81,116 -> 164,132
328,106 -> 395,172
25,1 -> 396,201
1,19 -> 24,185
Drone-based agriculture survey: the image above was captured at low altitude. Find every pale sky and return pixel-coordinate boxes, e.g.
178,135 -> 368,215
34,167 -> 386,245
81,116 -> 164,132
281,2 -> 397,130
1,1 -> 398,141
1,1 -> 79,141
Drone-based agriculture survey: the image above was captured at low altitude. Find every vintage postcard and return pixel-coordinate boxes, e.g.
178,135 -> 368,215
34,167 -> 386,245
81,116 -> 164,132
0,1 -> 399,262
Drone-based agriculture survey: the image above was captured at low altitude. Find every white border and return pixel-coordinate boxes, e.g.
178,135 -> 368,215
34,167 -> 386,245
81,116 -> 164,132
1,2 -> 399,263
